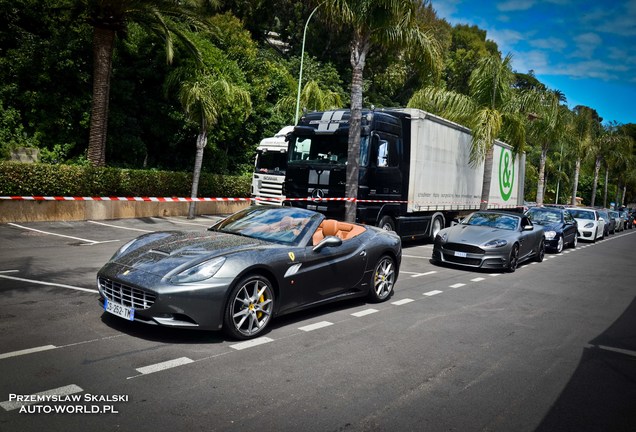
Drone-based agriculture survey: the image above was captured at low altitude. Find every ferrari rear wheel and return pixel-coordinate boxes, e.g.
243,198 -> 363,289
224,275 -> 274,340
369,255 -> 395,302
507,244 -> 519,273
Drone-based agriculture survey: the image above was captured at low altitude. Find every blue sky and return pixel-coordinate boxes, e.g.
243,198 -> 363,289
431,0 -> 636,125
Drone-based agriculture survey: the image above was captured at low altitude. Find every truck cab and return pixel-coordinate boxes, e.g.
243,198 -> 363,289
251,126 -> 293,205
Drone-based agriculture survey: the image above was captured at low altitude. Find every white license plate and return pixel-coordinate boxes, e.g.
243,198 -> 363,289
104,298 -> 135,321
454,251 -> 468,258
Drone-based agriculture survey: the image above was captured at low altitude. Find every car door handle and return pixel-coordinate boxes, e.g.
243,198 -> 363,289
360,250 -> 367,257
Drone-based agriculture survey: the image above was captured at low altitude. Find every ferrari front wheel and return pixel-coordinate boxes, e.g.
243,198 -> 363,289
369,255 -> 396,302
224,275 -> 274,340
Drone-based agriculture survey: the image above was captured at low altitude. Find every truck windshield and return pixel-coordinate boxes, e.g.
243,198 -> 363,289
289,135 -> 369,166
255,151 -> 287,175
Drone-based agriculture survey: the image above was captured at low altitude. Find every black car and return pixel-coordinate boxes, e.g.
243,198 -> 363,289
97,206 -> 402,340
525,207 -> 578,253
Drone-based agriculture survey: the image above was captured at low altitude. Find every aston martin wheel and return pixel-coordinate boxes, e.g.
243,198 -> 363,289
224,275 -> 274,340
507,244 -> 519,273
535,239 -> 545,262
430,215 -> 444,241
368,255 -> 395,302
555,236 -> 564,253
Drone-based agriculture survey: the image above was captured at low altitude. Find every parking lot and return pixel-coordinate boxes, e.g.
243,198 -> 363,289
1,215 -> 635,431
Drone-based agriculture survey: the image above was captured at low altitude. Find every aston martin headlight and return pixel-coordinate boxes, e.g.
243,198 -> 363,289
484,239 -> 507,248
584,222 -> 594,228
435,232 -> 448,243
544,230 -> 557,240
171,257 -> 226,284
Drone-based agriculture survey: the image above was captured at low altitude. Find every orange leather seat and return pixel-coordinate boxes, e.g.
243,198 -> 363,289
312,219 -> 366,244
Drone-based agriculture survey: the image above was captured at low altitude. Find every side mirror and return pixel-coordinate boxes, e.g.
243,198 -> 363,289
523,225 -> 534,231
313,236 -> 342,252
598,217 -> 605,222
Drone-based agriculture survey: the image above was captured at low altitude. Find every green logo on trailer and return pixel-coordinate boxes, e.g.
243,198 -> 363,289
499,148 -> 514,201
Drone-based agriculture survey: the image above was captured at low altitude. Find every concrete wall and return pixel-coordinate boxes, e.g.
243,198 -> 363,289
0,200 -> 250,223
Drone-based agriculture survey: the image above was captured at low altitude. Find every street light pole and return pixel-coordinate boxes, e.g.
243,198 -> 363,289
294,2 -> 323,125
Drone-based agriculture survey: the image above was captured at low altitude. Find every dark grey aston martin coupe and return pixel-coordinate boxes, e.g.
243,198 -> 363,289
431,210 -> 545,272
97,206 -> 401,339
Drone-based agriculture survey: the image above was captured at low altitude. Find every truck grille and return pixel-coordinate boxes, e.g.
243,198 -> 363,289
98,277 -> 156,310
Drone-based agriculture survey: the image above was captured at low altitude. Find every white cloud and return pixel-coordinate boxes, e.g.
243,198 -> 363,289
570,32 -> 602,59
497,1 -> 535,12
529,37 -> 567,52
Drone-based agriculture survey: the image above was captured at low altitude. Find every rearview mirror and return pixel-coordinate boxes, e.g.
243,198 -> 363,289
313,236 -> 342,252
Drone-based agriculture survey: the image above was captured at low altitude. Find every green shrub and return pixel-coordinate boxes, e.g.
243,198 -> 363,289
0,162 -> 251,197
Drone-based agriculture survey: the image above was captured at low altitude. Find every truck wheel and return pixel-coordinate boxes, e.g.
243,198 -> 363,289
378,216 -> 396,232
429,215 -> 444,241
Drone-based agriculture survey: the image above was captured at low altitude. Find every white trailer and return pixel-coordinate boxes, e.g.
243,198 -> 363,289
251,126 -> 293,205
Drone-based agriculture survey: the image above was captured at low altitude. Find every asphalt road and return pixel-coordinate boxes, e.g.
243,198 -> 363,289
0,216 -> 635,432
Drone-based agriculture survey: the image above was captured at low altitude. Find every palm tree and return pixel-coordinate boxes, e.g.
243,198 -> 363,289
569,106 -> 601,206
589,123 -> 623,207
165,69 -> 251,219
275,80 -> 343,122
85,0 -> 214,166
320,0 -> 441,221
409,53 -> 530,210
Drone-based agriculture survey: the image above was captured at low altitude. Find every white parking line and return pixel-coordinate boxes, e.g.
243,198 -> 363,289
449,283 -> 465,289
0,384 -> 83,411
0,270 -> 19,274
88,220 -> 153,233
230,337 -> 274,351
402,254 -> 430,259
299,321 -> 333,332
351,309 -> 378,317
392,298 -> 415,306
410,270 -> 437,278
7,223 -> 118,245
135,357 -> 194,375
0,345 -> 57,360
0,274 -> 98,294
471,277 -> 485,282
424,290 -> 443,296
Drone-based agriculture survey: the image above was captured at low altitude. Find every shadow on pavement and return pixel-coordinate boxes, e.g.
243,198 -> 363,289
536,296 -> 636,432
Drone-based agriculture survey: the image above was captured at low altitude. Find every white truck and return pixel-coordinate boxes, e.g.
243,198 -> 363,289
285,108 -> 525,240
251,126 -> 293,205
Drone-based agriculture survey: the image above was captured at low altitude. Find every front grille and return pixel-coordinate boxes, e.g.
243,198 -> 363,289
444,243 -> 485,254
98,277 -> 156,310
443,253 -> 482,266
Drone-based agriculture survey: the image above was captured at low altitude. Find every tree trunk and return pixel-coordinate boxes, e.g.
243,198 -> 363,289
536,146 -> 547,205
590,156 -> 601,207
188,129 -> 207,219
87,26 -> 116,167
344,35 -> 368,223
571,157 -> 581,206
603,166 -> 609,208
479,144 -> 494,210
621,185 -> 626,207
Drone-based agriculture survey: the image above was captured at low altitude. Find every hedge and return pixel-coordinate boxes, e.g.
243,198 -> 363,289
0,162 -> 251,198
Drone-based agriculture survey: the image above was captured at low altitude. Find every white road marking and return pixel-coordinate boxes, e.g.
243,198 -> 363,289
299,321 -> 333,332
7,223 -> 103,244
449,283 -> 465,289
410,271 -> 437,278
0,270 -> 19,274
351,309 -> 378,317
230,337 -> 274,351
490,274 -> 501,277
88,220 -> 153,233
402,254 -> 430,259
424,290 -> 443,296
471,277 -> 485,282
0,274 -> 98,294
135,357 -> 194,375
0,384 -> 83,411
392,298 -> 415,306
152,217 -> 213,227
0,345 -> 57,360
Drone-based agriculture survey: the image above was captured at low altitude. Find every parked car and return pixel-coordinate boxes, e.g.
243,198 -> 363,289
97,205 -> 402,340
525,206 -> 578,253
431,210 -> 545,273
622,210 -> 634,229
567,207 -> 605,242
597,209 -> 614,235
609,210 -> 624,232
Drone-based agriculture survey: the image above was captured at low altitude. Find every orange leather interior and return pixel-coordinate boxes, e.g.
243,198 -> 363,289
312,219 -> 366,244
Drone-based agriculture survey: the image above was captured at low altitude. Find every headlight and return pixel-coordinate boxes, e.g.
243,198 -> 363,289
544,230 -> 557,240
584,222 -> 594,228
111,239 -> 137,260
435,232 -> 448,243
171,257 -> 226,284
484,239 -> 507,248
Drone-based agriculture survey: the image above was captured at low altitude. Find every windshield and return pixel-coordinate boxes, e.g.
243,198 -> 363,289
255,150 -> 286,175
212,207 -> 318,245
568,209 -> 594,220
463,212 -> 520,230
289,135 -> 369,166
526,208 -> 562,223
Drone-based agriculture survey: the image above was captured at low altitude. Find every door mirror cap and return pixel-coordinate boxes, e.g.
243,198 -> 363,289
313,236 -> 343,252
